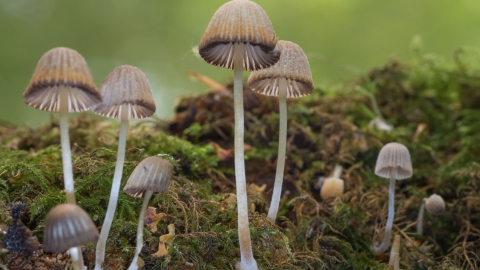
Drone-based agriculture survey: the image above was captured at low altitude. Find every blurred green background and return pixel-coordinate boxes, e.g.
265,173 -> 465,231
1,0 -> 479,126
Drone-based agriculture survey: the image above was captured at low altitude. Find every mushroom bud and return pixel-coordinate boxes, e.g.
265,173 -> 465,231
416,193 -> 445,235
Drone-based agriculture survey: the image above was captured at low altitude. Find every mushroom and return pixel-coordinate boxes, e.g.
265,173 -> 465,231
198,1 -> 279,268
320,165 -> 345,200
416,193 -> 445,235
123,156 -> 173,270
23,47 -> 101,204
388,234 -> 401,270
247,40 -> 314,221
93,65 -> 156,270
43,204 -> 99,270
371,142 -> 412,255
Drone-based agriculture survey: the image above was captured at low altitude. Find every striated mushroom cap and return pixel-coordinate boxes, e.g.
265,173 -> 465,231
375,142 -> 412,180
199,0 -> 279,71
93,65 -> 156,119
425,194 -> 445,216
23,47 -> 101,112
123,156 -> 173,198
248,40 -> 314,98
42,204 -> 99,252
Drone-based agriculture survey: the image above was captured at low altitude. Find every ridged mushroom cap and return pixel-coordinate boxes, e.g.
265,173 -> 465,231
23,47 -> 101,112
42,204 -> 99,252
199,0 -> 279,71
93,65 -> 156,119
248,40 -> 314,98
425,194 -> 445,216
123,156 -> 173,198
320,177 -> 344,200
374,142 -> 413,180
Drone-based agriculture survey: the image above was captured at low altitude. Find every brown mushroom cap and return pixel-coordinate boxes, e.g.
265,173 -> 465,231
93,65 -> 156,119
42,204 -> 99,252
425,194 -> 445,215
374,142 -> 413,180
248,40 -> 314,98
320,177 -> 344,200
123,156 -> 173,198
23,47 -> 101,112
199,0 -> 279,71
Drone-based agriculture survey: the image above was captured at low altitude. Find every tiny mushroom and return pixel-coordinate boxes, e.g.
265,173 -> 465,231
371,142 -> 412,255
23,47 -> 101,205
416,193 -> 445,235
43,204 -> 99,270
320,165 -> 345,200
144,207 -> 166,233
93,65 -> 156,270
123,156 -> 173,270
248,40 -> 314,221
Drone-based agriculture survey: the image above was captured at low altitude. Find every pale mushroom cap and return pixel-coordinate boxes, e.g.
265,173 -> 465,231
123,156 -> 173,198
320,177 -> 345,200
199,0 -> 279,71
425,194 -> 445,216
23,47 -> 101,112
93,65 -> 156,119
248,40 -> 314,98
374,142 -> 413,180
42,204 -> 99,252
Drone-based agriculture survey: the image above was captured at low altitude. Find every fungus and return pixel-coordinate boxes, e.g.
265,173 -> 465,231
198,1 -> 279,268
23,47 -> 101,205
43,204 -> 99,270
247,40 -> 314,221
416,193 -> 445,235
388,234 -> 400,270
371,142 -> 412,255
144,207 -> 166,233
93,65 -> 156,270
123,156 -> 173,270
320,165 -> 345,200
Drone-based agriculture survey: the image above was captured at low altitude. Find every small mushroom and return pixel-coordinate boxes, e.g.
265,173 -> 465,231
416,193 -> 445,235
371,142 -> 412,255
320,165 -> 345,200
123,157 -> 173,270
93,65 -> 156,270
388,234 -> 401,270
151,242 -> 167,258
248,40 -> 314,222
144,207 -> 166,233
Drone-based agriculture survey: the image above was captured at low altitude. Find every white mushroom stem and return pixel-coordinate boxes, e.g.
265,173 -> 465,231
372,167 -> 397,255
416,201 -> 425,235
233,42 -> 258,270
69,246 -> 84,270
95,104 -> 129,270
128,190 -> 153,270
267,78 -> 287,222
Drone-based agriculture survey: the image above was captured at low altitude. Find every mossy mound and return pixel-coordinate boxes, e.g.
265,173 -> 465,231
1,48 -> 480,269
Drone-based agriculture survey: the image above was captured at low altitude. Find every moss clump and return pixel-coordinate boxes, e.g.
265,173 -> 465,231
1,46 -> 480,269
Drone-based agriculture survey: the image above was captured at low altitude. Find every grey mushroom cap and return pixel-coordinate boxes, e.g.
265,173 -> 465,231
123,156 -> 173,198
374,142 -> 413,180
425,194 -> 445,215
42,204 -> 99,252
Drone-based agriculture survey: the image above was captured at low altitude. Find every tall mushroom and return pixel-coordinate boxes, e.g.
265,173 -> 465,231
248,40 -> 314,222
43,204 -> 99,270
93,65 -> 156,270
123,156 -> 173,270
23,47 -> 101,205
198,1 -> 279,268
371,142 -> 412,255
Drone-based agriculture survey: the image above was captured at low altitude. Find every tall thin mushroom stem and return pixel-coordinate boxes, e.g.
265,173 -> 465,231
416,201 -> 425,235
128,190 -> 154,270
95,104 -> 129,270
372,168 -> 397,255
267,78 -> 288,222
233,42 -> 258,270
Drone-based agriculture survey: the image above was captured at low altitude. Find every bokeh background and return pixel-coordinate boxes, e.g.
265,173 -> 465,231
1,0 -> 479,126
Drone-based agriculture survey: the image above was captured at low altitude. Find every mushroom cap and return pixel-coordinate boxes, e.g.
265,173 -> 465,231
42,204 -> 99,252
247,40 -> 314,98
123,156 -> 173,198
320,177 -> 345,200
23,47 -> 101,112
93,65 -> 156,119
374,142 -> 412,180
198,0 -> 279,71
425,194 -> 445,216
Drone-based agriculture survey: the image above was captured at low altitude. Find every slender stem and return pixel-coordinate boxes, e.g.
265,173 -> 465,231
372,168 -> 397,255
59,86 -> 75,204
393,234 -> 400,270
128,190 -> 153,270
416,202 -> 425,235
69,247 -> 82,270
331,165 -> 343,179
267,78 -> 287,222
233,42 -> 258,270
95,104 -> 129,270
